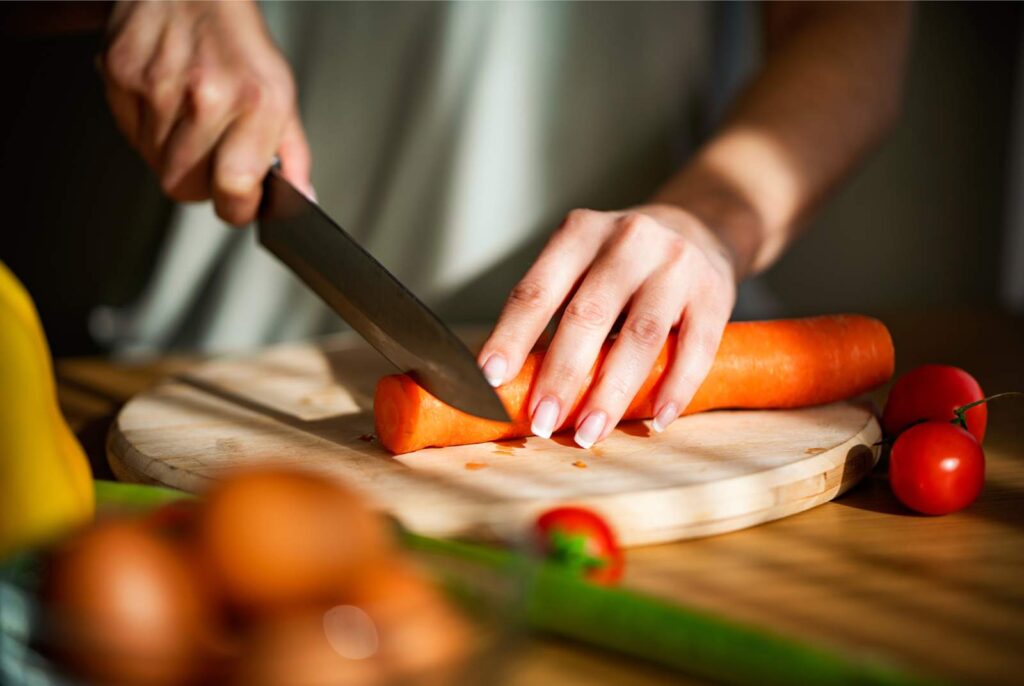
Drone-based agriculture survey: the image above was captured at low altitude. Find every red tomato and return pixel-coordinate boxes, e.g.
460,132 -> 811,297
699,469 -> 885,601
534,506 -> 623,585
881,365 -> 987,443
889,422 -> 984,515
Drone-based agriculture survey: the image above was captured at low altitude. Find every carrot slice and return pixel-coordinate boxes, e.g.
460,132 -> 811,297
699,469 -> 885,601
374,315 -> 894,454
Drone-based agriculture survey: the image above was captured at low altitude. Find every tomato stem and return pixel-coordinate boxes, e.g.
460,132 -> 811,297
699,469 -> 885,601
877,391 -> 1022,444
952,391 -> 1023,429
548,529 -> 606,575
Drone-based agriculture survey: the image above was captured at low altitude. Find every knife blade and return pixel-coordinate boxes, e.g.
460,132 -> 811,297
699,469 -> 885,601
257,168 -> 509,422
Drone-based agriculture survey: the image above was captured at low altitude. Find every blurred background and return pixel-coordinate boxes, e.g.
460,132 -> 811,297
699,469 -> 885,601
1,1 -> 1021,358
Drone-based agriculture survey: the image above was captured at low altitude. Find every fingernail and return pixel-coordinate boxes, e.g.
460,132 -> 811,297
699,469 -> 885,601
531,396 -> 560,439
652,402 -> 679,433
574,411 -> 607,450
304,185 -> 318,203
481,354 -> 507,388
222,171 -> 258,195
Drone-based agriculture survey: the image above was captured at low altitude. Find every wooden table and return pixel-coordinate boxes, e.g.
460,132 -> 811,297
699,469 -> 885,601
55,310 -> 1024,685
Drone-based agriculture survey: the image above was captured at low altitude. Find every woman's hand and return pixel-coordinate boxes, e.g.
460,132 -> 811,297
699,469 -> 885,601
483,1 -> 912,451
99,0 -> 311,225
478,205 -> 738,449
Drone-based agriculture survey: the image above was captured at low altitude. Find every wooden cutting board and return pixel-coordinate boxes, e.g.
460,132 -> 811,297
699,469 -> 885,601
108,329 -> 881,546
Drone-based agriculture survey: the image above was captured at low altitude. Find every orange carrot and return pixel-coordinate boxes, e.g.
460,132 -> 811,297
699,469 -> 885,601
374,315 -> 894,454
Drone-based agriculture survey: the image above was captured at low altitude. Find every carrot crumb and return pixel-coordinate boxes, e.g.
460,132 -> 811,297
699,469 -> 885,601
465,462 -> 488,470
804,447 -> 827,455
572,460 -> 587,469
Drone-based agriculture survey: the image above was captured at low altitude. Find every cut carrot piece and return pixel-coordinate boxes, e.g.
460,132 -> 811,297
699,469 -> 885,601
374,315 -> 894,454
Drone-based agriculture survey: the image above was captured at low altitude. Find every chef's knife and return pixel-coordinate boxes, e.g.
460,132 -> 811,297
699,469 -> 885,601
257,168 -> 509,422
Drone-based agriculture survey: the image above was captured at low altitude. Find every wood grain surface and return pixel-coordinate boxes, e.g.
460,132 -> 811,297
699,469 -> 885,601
56,310 -> 1024,685
105,329 -> 880,546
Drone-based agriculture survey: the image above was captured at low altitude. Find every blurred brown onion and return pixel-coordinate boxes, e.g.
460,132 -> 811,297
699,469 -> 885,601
196,468 -> 392,614
347,562 -> 470,682
39,519 -> 216,686
229,607 -> 385,686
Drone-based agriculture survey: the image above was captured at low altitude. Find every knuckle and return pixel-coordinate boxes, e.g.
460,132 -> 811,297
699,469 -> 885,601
142,58 -> 173,94
545,359 -> 584,388
161,177 -> 188,201
161,158 -> 207,201
563,297 -> 610,330
623,312 -> 667,347
188,70 -> 228,116
239,78 -> 286,115
563,208 -> 596,229
664,234 -> 689,262
143,81 -> 176,113
239,67 -> 295,116
616,213 -> 651,243
666,359 -> 703,395
104,42 -> 140,87
236,78 -> 263,111
667,375 -> 699,404
159,168 -> 179,195
160,170 -> 194,200
597,371 -> 633,403
215,173 -> 251,201
545,220 -> 586,254
217,199 -> 251,227
506,279 -> 550,312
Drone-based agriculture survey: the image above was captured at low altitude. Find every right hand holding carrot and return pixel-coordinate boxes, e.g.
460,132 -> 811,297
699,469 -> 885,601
477,204 -> 739,450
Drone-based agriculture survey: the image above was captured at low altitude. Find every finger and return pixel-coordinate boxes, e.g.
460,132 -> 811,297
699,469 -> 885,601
99,5 -> 164,166
527,216 -> 658,438
137,23 -> 191,165
103,82 -> 144,151
104,0 -> 138,39
278,114 -> 314,199
477,210 -> 614,388
651,297 -> 731,434
160,72 -> 238,202
212,106 -> 288,226
572,269 -> 687,449
101,4 -> 163,95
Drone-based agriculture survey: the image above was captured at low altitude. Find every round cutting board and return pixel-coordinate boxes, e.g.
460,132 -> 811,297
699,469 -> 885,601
108,329 -> 881,547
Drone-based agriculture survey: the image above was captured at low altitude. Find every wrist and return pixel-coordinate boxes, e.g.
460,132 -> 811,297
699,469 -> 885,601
648,142 -> 782,281
630,202 -> 747,286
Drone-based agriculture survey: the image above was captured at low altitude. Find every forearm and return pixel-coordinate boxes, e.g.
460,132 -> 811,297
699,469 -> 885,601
651,1 -> 913,279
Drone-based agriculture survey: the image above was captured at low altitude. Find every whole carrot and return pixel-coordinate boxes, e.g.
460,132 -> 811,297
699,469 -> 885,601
374,315 -> 894,454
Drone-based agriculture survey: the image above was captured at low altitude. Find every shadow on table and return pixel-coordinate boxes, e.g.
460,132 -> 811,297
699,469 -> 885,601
834,455 -> 1024,537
